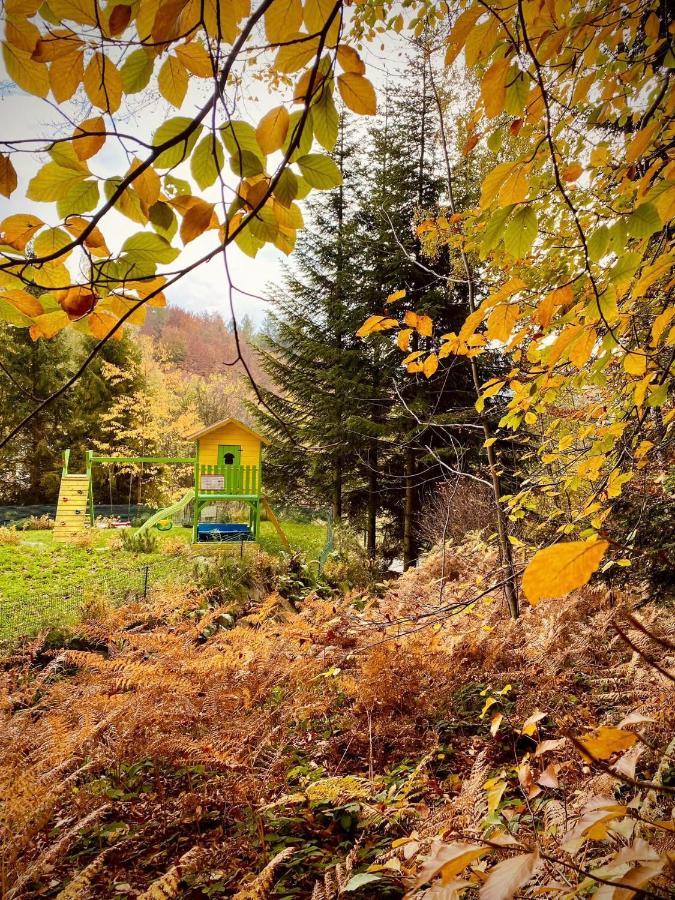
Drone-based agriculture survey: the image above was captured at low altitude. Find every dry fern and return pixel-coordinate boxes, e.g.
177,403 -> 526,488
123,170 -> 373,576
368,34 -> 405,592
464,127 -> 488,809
55,848 -> 111,899
232,847 -> 296,899
137,846 -> 206,900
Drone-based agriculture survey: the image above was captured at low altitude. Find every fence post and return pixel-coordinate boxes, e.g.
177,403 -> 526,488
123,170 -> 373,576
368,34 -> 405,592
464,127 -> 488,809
143,565 -> 150,600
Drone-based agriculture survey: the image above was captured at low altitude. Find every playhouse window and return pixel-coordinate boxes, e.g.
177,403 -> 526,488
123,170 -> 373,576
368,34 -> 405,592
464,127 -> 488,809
223,452 -> 235,465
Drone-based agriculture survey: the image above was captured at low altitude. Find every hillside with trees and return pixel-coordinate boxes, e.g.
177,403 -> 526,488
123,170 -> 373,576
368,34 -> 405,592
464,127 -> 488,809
0,0 -> 673,896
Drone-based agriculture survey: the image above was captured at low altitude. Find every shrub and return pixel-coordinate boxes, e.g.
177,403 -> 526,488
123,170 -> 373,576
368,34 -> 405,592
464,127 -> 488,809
417,480 -> 498,548
71,531 -> 94,549
162,536 -> 191,557
17,515 -> 54,531
321,526 -> 376,590
120,529 -> 158,554
0,526 -> 20,546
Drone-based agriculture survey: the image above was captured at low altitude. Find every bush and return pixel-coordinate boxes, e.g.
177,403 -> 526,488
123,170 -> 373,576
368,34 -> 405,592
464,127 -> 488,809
162,536 -> 191,557
16,515 -> 54,531
417,480 -> 498,548
321,526 -> 377,590
0,526 -> 20,545
71,531 -> 94,549
120,529 -> 158,554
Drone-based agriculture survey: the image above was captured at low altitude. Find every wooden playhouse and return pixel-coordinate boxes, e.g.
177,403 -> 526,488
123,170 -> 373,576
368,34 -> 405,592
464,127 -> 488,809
55,417 -> 289,546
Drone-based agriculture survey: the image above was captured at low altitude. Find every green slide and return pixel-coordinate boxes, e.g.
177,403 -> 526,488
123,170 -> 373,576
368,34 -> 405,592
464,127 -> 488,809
135,489 -> 195,535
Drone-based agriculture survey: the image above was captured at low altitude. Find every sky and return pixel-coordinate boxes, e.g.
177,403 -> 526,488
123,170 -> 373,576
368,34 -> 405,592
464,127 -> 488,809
0,13 -> 409,327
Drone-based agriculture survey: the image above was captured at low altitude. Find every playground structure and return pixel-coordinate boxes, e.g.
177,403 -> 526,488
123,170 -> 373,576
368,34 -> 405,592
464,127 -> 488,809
54,418 -> 290,547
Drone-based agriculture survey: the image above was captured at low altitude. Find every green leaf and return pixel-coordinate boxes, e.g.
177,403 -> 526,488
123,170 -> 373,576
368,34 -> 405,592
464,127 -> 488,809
234,222 -> 264,258
505,69 -> 528,116
487,129 -> 503,154
26,162 -> 84,202
220,120 -> 264,161
228,150 -> 264,178
103,177 -> 146,224
503,205 -> 537,258
120,48 -> 154,93
587,224 -> 609,262
312,89 -> 339,151
122,231 -> 180,264
191,135 -> 225,189
295,153 -> 342,190
33,227 -> 71,257
57,179 -> 99,217
480,205 -> 514,259
0,297 -> 33,326
247,205 -> 278,242
343,874 -> 382,891
275,168 -> 299,207
153,117 -> 202,169
627,202 -> 661,239
149,201 -> 177,240
609,251 -> 641,288
295,175 -> 312,200
164,175 -> 192,197
282,109 -> 314,161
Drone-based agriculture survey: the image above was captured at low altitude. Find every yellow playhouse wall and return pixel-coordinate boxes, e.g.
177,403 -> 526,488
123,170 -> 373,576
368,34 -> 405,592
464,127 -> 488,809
197,423 -> 261,469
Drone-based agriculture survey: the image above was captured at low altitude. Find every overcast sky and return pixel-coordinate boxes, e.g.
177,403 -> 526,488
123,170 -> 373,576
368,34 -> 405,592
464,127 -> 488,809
0,22 -> 408,326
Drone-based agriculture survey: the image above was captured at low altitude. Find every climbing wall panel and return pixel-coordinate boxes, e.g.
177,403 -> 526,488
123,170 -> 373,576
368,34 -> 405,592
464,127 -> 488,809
53,473 -> 90,541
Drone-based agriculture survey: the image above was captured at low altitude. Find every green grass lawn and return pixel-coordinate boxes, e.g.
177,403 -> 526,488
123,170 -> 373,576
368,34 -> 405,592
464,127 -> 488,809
0,518 -> 328,641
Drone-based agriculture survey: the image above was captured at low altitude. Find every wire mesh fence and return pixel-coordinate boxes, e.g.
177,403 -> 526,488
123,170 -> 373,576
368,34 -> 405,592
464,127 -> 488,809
0,561 -> 192,643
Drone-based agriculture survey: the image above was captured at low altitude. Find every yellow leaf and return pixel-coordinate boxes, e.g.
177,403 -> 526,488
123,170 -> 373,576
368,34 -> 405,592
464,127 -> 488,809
568,328 -> 596,368
626,123 -> 657,165
623,351 -> 646,376
397,328 -> 412,351
403,310 -> 433,336
49,49 -> 84,103
158,54 -> 188,107
357,315 -> 398,338
0,155 -> 17,198
412,842 -> 488,889
83,52 -> 122,113
1,213 -> 44,250
423,353 -> 439,378
1,289 -> 43,317
486,304 -> 519,342
444,7 -> 482,66
73,116 -> 106,161
2,43 -> 49,98
29,309 -> 70,339
562,162 -> 583,181
577,726 -> 637,760
336,44 -> 365,75
64,217 -> 109,255
128,159 -> 161,208
48,0 -> 97,25
265,0 -> 302,42
522,540 -> 609,606
275,33 -> 319,73
5,17 -> 41,54
386,289 -> 406,304
175,41 -> 213,76
481,58 -> 509,118
337,73 -> 377,115
180,199 -> 215,244
303,0 -> 340,44
256,106 -> 289,155
651,307 -> 675,345
480,162 -> 528,209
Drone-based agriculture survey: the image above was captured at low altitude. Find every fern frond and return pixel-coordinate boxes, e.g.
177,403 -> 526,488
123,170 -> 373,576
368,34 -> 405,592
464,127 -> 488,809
137,846 -> 206,900
55,848 -> 110,899
232,847 -> 295,899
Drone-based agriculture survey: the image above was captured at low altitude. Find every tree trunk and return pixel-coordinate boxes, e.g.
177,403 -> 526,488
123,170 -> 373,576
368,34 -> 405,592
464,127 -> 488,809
333,455 -> 342,521
367,438 -> 378,557
402,446 -> 417,569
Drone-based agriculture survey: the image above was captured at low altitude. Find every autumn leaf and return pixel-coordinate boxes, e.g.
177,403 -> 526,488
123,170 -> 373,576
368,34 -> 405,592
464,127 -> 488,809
256,106 -> 290,155
337,73 -> 377,115
180,199 -> 215,244
577,726 -> 637,760
522,540 -> 609,605
480,850 -> 540,900
0,155 -> 18,197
